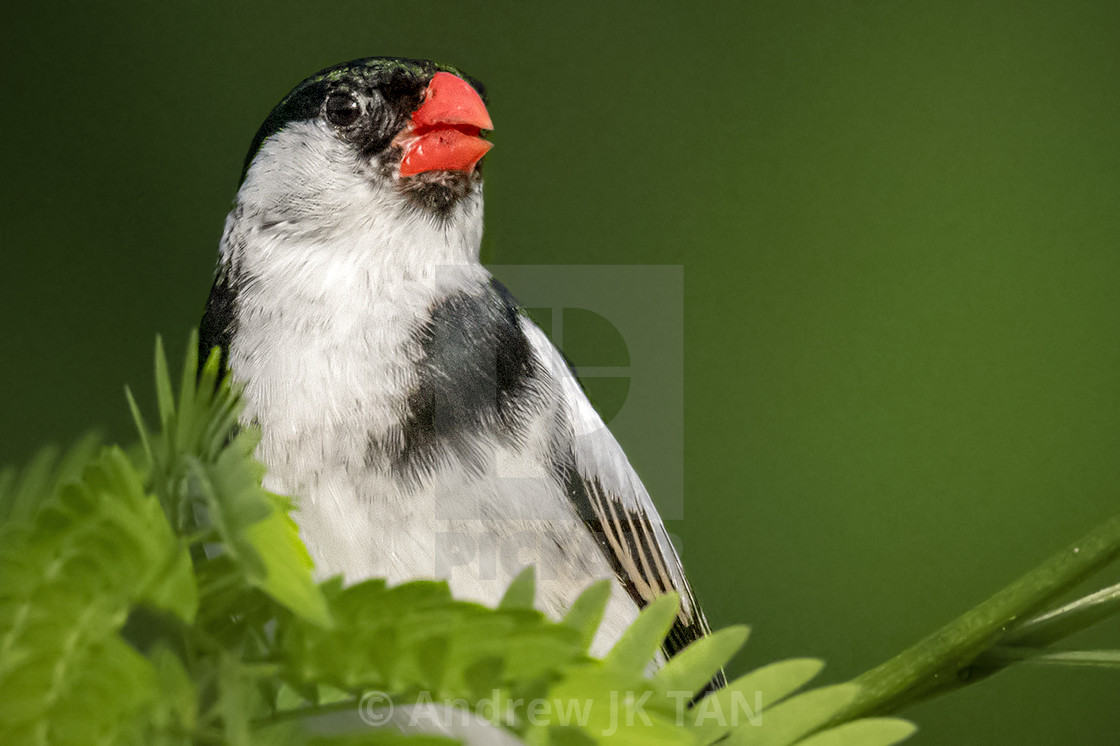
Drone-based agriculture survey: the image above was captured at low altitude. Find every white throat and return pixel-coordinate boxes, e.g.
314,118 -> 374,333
220,125 -> 489,492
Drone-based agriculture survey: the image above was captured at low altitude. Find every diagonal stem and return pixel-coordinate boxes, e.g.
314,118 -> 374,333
1000,579 -> 1120,648
833,511 -> 1120,722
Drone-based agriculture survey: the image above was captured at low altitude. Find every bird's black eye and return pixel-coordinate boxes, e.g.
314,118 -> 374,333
325,92 -> 362,126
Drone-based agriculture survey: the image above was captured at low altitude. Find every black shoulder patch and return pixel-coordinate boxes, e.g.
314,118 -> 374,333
371,279 -> 541,483
199,261 -> 238,374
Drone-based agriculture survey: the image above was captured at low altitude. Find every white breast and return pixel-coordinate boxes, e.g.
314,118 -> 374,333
224,177 -> 637,654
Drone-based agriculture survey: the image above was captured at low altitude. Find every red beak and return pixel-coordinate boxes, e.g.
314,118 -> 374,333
397,72 -> 493,177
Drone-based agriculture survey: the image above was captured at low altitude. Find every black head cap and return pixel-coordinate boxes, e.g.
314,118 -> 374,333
239,57 -> 487,184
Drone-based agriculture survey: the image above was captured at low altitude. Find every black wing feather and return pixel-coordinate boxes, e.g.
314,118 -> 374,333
564,466 -> 724,690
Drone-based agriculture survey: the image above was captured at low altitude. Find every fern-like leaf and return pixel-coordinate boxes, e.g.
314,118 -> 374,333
724,684 -> 860,746
562,580 -> 612,653
602,594 -> 680,674
0,447 -> 195,745
652,626 -> 749,700
792,718 -> 916,746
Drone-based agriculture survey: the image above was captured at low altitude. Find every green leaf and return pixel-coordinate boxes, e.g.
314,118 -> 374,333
142,645 -> 199,742
690,659 -> 824,743
133,494 -> 199,623
154,335 -> 177,433
175,331 -> 202,452
244,496 -> 332,628
545,727 -> 598,746
126,385 -> 155,468
562,580 -> 612,652
532,664 -> 691,746
462,656 -> 504,699
0,447 -> 192,745
0,433 -> 101,523
792,718 -> 916,746
4,444 -> 61,521
186,448 -> 270,579
499,566 -> 536,610
725,684 -> 860,746
603,594 -> 680,674
218,652 -> 266,746
652,625 -> 749,698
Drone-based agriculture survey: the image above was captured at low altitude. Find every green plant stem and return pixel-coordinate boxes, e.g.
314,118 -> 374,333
977,647 -> 1120,669
1001,579 -> 1120,647
834,511 -> 1120,722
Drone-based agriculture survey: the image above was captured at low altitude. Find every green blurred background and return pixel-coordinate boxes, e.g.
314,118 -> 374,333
3,1 -> 1119,742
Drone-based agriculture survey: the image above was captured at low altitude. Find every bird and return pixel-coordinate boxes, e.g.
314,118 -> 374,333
200,56 -> 717,665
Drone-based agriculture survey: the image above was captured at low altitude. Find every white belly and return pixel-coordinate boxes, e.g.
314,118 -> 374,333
261,436 -> 639,656
228,234 -> 640,655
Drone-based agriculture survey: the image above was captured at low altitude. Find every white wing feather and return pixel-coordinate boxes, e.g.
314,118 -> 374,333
520,319 -> 707,640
